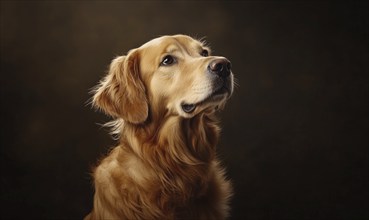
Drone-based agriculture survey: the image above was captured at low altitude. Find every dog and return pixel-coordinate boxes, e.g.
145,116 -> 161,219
85,35 -> 234,220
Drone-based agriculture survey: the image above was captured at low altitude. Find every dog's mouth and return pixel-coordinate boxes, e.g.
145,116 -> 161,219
181,85 -> 230,114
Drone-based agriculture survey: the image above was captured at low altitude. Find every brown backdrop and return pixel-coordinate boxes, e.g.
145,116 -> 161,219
1,1 -> 368,219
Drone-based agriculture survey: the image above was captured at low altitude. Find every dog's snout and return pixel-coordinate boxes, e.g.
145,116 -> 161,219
208,58 -> 231,78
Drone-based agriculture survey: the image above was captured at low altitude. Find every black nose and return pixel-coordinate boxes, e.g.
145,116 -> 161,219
208,58 -> 231,78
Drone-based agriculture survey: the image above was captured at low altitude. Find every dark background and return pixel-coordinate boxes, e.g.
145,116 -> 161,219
1,1 -> 368,219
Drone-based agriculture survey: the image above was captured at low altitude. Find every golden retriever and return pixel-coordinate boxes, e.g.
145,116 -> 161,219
85,35 -> 234,220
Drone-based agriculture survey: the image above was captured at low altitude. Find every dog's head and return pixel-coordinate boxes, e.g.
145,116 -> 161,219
93,35 -> 234,124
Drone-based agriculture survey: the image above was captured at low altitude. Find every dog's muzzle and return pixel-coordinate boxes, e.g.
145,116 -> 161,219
181,58 -> 233,114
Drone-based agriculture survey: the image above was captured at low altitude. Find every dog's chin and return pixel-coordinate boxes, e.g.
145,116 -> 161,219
179,86 -> 231,118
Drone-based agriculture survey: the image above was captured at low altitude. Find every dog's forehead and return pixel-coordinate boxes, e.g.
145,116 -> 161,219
140,35 -> 203,51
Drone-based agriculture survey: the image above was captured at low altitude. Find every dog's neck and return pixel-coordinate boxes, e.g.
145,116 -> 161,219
121,112 -> 220,165
119,112 -> 220,200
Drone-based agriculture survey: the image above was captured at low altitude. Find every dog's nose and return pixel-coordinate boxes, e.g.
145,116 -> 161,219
208,58 -> 231,78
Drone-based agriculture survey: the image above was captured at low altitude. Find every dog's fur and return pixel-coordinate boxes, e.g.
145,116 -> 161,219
85,35 -> 234,220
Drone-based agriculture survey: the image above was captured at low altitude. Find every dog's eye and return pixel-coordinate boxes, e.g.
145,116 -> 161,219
161,55 -> 176,66
200,49 -> 209,57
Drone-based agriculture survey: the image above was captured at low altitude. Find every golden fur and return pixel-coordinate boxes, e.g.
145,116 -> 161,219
85,35 -> 234,220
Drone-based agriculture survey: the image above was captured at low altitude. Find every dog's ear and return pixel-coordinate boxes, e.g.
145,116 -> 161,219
93,49 -> 148,124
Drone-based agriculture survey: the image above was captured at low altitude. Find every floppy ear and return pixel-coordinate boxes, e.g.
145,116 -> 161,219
92,49 -> 148,124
